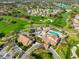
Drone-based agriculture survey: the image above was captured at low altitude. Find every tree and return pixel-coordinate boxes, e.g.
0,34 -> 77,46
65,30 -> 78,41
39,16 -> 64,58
25,15 -> 30,19
0,18 -> 4,21
0,32 -> 5,38
11,21 -> 17,24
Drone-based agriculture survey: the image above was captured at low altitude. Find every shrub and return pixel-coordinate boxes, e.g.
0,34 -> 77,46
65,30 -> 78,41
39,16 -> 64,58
0,32 -> 5,38
0,18 -> 4,21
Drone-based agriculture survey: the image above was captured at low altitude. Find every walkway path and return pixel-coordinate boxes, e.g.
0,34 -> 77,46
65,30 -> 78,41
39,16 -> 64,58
21,42 -> 42,59
71,46 -> 79,59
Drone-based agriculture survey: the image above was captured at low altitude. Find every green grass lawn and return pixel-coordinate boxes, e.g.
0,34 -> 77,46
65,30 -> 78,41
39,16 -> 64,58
76,46 -> 79,57
28,12 -> 71,28
56,34 -> 79,59
0,16 -> 29,35
52,12 -> 71,28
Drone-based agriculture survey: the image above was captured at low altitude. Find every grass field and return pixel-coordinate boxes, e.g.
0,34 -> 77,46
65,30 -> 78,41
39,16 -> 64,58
0,11 -> 71,36
0,16 -> 29,35
28,12 -> 71,28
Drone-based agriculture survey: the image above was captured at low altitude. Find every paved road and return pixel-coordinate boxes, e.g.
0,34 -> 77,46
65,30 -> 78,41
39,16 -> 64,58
48,47 -> 60,59
21,42 -> 42,59
21,42 -> 61,59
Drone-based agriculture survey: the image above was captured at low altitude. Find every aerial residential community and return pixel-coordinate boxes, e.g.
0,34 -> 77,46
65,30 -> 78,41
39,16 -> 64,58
0,0 -> 79,59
